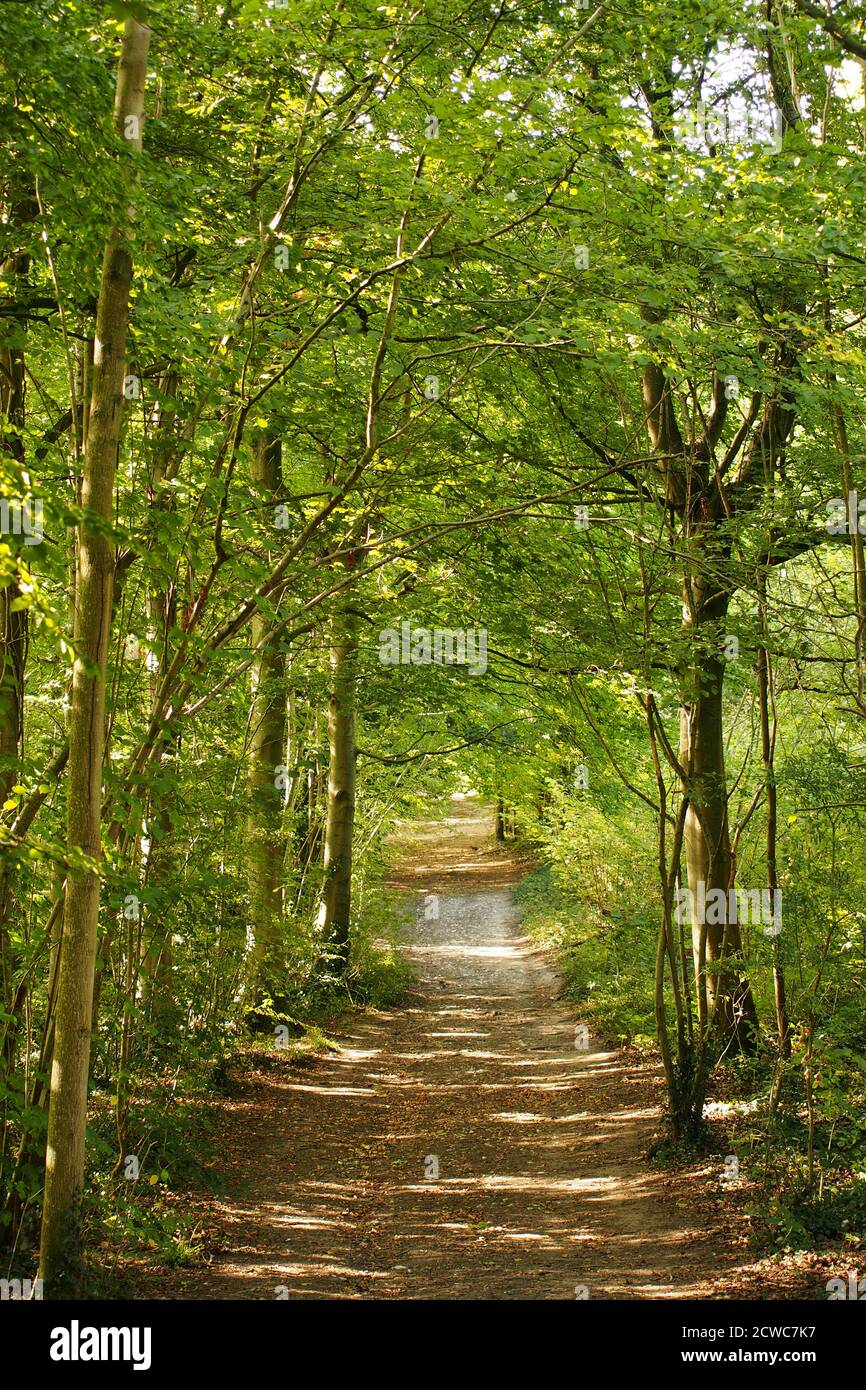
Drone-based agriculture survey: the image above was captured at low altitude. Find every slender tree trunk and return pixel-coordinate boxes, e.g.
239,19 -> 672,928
757,571 -> 790,1057
286,689 -> 322,907
139,370 -> 180,1030
645,697 -> 690,1135
0,187 -> 33,1245
39,17 -> 150,1295
0,334 -> 27,1030
140,793 -> 177,1030
315,605 -> 358,976
823,331 -> 866,712
244,433 -> 287,1008
679,586 -> 759,1054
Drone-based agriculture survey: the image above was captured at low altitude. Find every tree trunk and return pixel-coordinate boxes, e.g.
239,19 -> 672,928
140,798 -> 177,1031
39,17 -> 149,1296
757,572 -> 790,1057
0,185 -> 33,1244
824,348 -> 866,714
244,433 -> 287,1009
139,371 -> 181,1031
679,588 -> 759,1054
0,235 -> 28,1038
315,606 -> 358,977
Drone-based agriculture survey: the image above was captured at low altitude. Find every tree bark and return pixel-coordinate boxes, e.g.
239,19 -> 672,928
679,583 -> 759,1053
315,605 -> 358,976
244,433 -> 288,1008
39,16 -> 150,1296
0,184 -> 34,1244
139,371 -> 181,1030
0,204 -> 29,1040
757,571 -> 790,1057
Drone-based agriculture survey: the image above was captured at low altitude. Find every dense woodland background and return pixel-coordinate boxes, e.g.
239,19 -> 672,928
1,0 -> 866,1297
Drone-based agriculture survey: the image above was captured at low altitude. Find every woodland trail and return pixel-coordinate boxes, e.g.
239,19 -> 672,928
147,798 -> 760,1300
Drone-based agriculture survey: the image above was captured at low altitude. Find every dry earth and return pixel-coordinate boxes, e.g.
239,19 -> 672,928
132,797 -> 833,1300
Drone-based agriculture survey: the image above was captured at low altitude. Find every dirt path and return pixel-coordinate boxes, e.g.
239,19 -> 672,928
145,798 -> 774,1300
